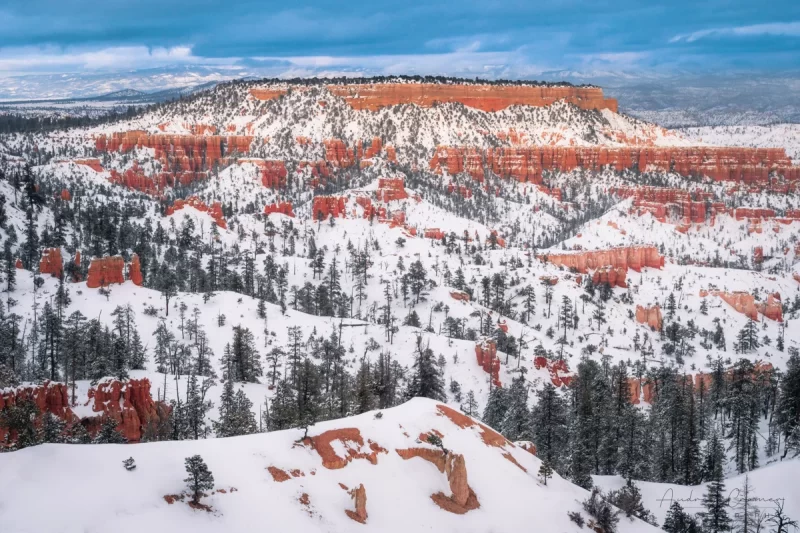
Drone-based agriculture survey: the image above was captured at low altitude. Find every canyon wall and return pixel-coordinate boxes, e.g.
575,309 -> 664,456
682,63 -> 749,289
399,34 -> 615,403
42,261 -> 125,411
326,83 -> 618,112
431,146 -> 799,185
542,246 -> 664,274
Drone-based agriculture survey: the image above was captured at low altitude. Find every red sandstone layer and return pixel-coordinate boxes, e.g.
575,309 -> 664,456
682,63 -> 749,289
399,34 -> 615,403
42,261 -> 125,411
326,83 -> 617,112
431,146 -> 799,185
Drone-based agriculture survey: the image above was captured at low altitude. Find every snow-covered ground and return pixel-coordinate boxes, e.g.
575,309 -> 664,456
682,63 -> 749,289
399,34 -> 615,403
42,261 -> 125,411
0,397 -> 659,533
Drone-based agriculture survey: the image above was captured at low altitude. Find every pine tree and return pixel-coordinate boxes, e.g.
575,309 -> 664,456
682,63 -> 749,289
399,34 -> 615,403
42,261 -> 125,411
482,386 -> 508,430
777,350 -> 800,459
214,379 -> 257,437
0,399 -> 40,449
185,373 -> 213,439
538,461 -> 553,486
40,411 -> 66,443
532,383 -> 569,473
184,455 -> 214,504
462,390 -> 479,417
501,374 -> 532,440
700,458 -> 732,533
94,417 -> 127,444
405,344 -> 445,401
663,501 -> 700,533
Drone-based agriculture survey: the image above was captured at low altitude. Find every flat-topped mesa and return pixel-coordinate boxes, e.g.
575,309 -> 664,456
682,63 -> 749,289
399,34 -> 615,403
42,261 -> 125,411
431,146 -> 799,185
325,83 -> 618,112
542,246 -> 664,274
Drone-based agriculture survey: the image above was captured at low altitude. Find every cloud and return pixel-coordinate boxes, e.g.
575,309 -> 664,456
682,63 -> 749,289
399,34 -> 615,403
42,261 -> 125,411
255,48 -> 545,78
0,45 -> 238,75
670,21 -> 800,43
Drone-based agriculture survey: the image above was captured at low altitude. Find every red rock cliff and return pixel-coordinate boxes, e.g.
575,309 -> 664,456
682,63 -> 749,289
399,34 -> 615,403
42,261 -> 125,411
86,256 -> 125,288
431,146 -> 799,185
39,248 -> 63,278
86,378 -> 170,442
327,83 -> 617,112
543,246 -> 664,274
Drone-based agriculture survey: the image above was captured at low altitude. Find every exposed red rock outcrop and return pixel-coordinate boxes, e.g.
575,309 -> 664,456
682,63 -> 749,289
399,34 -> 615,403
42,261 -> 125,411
96,133 -> 253,195
166,196 -> 227,229
396,447 -> 448,471
635,305 -> 663,330
86,378 -> 170,442
60,189 -> 72,201
435,404 -> 510,448
543,246 -> 664,274
15,258 -> 23,269
376,177 -> 409,202
129,254 -> 143,286
345,484 -> 368,524
238,159 -> 288,189
264,202 -> 295,217
267,466 -> 291,482
475,339 -> 501,387
533,357 -> 573,387
306,428 -> 387,469
613,187 -> 711,223
424,228 -> 445,240
591,266 -> 627,288
502,452 -> 527,472
86,256 -> 125,288
249,88 -> 288,101
758,293 -> 783,322
699,289 -> 781,322
450,290 -> 470,302
700,289 -> 759,321
327,83 -> 617,112
431,146 -> 799,185
312,196 -> 347,220
0,381 -> 74,443
396,445 -> 480,515
74,159 -> 104,172
39,248 -> 63,278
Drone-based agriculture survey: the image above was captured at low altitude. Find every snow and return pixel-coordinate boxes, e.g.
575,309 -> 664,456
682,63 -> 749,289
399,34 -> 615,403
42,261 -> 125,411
0,398 -> 659,533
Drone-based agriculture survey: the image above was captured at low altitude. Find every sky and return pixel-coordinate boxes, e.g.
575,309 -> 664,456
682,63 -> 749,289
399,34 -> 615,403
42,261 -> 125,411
0,0 -> 799,78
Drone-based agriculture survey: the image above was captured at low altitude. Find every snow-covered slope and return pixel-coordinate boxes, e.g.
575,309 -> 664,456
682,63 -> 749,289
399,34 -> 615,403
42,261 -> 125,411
0,398 -> 659,533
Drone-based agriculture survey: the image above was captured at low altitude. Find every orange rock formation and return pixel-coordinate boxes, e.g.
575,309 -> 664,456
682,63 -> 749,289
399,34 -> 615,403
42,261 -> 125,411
86,256 -> 125,288
345,484 -> 368,523
39,248 -> 63,278
635,305 -> 663,330
263,202 -> 295,217
86,378 -> 170,442
306,428 -> 387,469
430,146 -> 799,185
543,246 -> 664,274
129,254 -> 143,286
327,83 -> 617,112
475,339 -> 501,387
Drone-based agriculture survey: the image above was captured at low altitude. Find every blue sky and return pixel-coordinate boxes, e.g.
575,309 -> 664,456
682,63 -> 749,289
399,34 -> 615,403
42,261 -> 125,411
0,0 -> 798,77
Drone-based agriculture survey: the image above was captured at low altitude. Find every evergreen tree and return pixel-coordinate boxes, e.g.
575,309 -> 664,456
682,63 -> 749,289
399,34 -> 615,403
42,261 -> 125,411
532,383 -> 569,473
94,417 -> 127,444
700,458 -> 732,533
405,344 -> 445,401
184,455 -> 214,504
663,502 -> 700,533
501,374 -> 532,440
482,386 -> 509,430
